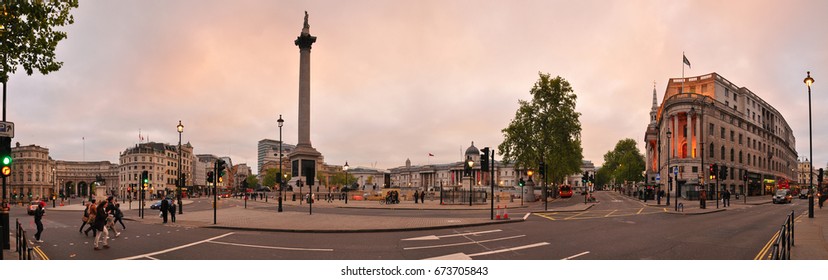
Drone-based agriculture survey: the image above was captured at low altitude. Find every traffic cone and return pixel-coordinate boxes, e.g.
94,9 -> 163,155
503,206 -> 509,219
496,205 -> 501,220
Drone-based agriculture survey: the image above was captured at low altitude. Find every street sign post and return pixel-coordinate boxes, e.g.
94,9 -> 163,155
0,121 -> 14,138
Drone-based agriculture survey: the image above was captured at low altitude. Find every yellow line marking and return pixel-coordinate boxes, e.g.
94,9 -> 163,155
564,211 -> 589,220
636,208 -> 644,214
604,210 -> 617,217
33,246 -> 49,260
533,213 -> 556,221
755,231 -> 780,260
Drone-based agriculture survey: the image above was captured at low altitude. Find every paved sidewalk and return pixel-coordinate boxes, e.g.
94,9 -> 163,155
790,206 -> 828,260
617,191 -> 771,215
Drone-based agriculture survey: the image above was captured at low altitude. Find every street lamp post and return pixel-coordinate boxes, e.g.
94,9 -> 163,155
467,157 -> 474,206
667,128 -> 673,210
805,71 -> 815,218
278,115 -> 284,212
344,162 -> 349,204
177,120 -> 184,215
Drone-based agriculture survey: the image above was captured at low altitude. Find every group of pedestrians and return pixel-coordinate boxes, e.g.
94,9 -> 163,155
159,198 -> 176,223
413,190 -> 426,204
76,196 -> 125,250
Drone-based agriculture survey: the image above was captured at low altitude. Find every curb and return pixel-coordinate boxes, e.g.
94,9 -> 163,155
199,218 -> 526,233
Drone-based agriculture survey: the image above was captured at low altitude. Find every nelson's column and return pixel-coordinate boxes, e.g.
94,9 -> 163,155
289,11 -> 323,189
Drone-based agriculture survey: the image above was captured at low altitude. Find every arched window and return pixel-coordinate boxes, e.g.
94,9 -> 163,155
739,151 -> 743,163
730,149 -> 735,162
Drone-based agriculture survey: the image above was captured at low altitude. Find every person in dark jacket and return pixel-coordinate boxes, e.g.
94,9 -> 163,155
160,198 -> 169,223
93,200 -> 110,250
34,202 -> 45,242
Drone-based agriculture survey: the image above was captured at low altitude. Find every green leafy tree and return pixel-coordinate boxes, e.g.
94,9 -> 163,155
499,73 -> 583,185
1,1 -> 78,85
246,175 -> 259,189
595,166 -> 612,188
262,168 -> 290,188
601,139 -> 646,184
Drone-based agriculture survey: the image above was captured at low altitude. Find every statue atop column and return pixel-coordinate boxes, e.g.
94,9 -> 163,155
302,11 -> 310,35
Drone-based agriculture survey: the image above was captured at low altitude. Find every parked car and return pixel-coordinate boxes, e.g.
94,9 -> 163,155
773,189 -> 792,204
27,201 -> 43,215
799,189 -> 810,199
149,198 -> 173,210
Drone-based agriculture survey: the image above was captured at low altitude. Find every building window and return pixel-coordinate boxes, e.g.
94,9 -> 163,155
710,143 -> 715,158
709,123 -> 714,136
730,130 -> 735,141
721,146 -> 725,160
739,151 -> 743,163
701,84 -> 708,92
725,88 -> 729,97
739,134 -> 743,145
692,166 -> 698,173
730,149 -> 735,162
721,127 -> 725,138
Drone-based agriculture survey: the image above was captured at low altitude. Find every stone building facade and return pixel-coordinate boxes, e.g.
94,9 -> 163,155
645,73 -> 797,198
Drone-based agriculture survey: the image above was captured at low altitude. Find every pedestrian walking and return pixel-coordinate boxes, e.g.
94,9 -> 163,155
169,201 -> 176,223
79,201 -> 91,233
34,201 -> 45,243
83,200 -> 98,237
414,190 -> 419,204
160,197 -> 169,223
113,203 -> 126,229
420,190 -> 425,203
93,200 -> 110,250
105,197 -> 121,237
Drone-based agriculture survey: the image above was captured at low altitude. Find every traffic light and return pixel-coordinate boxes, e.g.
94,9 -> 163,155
518,178 -> 525,187
480,147 -> 490,172
589,174 -> 595,183
207,171 -> 214,183
141,170 -> 149,188
217,159 -> 227,178
0,136 -> 11,178
819,168 -> 824,183
538,161 -> 545,177
305,166 -> 315,186
743,172 -> 748,181
720,165 -> 727,180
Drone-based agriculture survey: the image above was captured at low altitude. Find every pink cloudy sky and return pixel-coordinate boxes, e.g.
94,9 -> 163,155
7,0 -> 827,172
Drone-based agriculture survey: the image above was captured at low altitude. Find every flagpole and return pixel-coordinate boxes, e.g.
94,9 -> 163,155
682,52 -> 685,94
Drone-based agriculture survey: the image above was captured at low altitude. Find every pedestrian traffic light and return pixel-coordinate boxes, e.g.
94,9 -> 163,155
0,136 -> 12,178
207,171 -> 214,183
518,178 -> 525,187
480,147 -> 490,172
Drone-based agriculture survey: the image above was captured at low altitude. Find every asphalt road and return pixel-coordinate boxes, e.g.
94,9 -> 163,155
9,191 -> 806,260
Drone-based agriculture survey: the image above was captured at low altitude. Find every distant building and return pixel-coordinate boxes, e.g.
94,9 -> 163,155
119,142 -> 195,199
258,139 -> 295,174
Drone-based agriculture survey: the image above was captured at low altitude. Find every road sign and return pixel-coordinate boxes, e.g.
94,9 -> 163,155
0,121 -> 13,138
655,174 -> 661,182
673,167 -> 678,176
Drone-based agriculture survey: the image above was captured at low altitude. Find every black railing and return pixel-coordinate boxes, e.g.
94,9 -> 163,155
15,219 -> 35,260
770,210 -> 795,260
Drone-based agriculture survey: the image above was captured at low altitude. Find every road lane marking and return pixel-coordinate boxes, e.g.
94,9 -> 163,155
404,235 -> 526,250
562,251 -> 590,260
523,213 -> 531,220
403,229 -> 502,241
755,231 -> 780,260
564,211 -> 588,220
424,242 -> 549,260
207,241 -> 333,252
604,210 -> 617,217
118,232 -> 235,260
636,208 -> 644,214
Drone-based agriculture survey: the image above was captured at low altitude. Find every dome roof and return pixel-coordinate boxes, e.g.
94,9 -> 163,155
465,141 -> 479,156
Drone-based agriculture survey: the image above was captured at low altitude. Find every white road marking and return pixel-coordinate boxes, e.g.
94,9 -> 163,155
117,232 -> 235,260
425,242 -> 550,260
146,256 -> 160,260
207,241 -> 333,252
403,229 -> 502,241
562,251 -> 590,260
523,213 -> 531,220
404,235 -> 526,250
